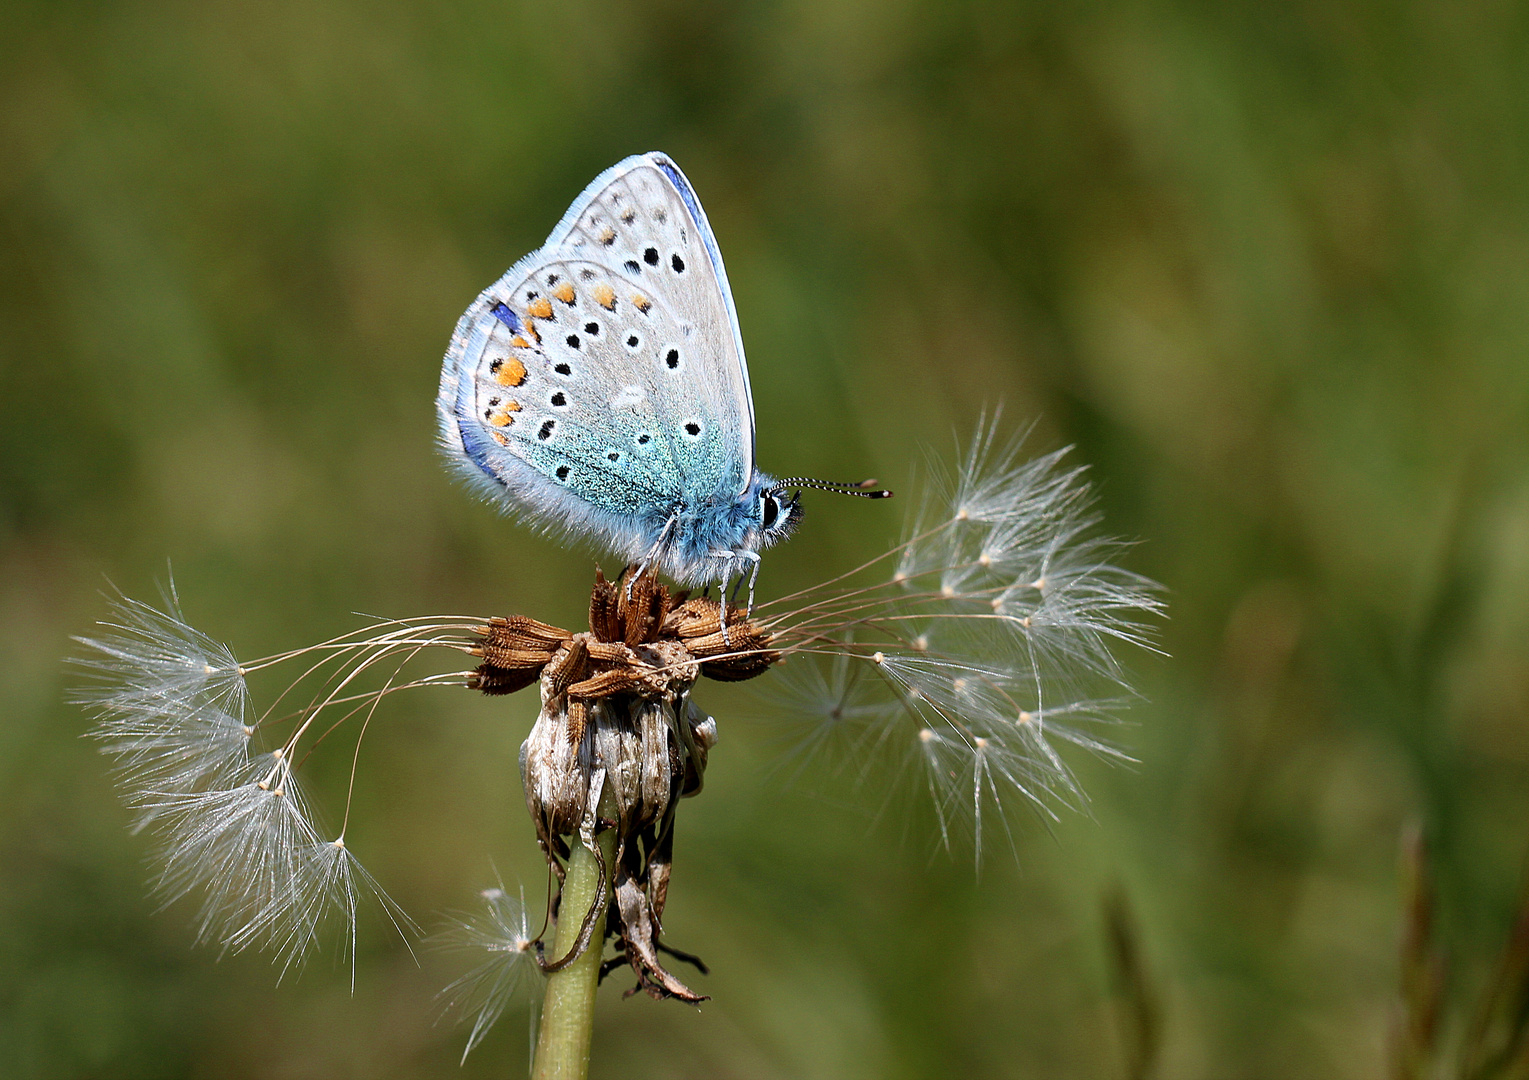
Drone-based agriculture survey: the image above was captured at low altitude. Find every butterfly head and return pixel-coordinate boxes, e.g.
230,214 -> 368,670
756,485 -> 803,547
748,473 -> 890,551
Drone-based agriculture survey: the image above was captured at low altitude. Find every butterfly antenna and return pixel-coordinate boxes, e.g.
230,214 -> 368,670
772,477 -> 893,499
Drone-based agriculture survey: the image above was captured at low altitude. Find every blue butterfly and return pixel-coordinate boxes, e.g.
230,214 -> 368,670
437,152 -> 884,601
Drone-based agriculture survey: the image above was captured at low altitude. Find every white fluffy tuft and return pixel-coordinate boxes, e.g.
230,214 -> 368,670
762,416 -> 1164,860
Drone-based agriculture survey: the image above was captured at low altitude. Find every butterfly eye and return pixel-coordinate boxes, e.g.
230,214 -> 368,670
762,495 -> 779,529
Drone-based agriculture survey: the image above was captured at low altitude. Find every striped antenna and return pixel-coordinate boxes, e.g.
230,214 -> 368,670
771,477 -> 892,499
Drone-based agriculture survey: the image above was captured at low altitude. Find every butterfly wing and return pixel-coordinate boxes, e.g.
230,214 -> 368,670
438,153 -> 759,567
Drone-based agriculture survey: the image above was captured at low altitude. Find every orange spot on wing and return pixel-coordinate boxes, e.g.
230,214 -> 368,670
527,298 -> 553,320
489,401 -> 523,427
495,357 -> 527,387
552,282 -> 575,305
511,336 -> 529,348
632,293 -> 651,314
598,226 -> 616,245
592,283 -> 616,310
492,432 -> 509,446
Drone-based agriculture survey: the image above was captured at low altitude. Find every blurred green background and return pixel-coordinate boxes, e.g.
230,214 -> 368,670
4,1 -> 1529,1076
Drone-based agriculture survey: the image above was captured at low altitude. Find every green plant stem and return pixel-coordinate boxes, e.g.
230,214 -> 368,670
531,823 -> 618,1080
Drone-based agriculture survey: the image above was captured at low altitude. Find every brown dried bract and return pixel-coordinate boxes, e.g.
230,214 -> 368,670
468,616 -> 571,695
663,598 -> 778,681
470,567 -> 779,696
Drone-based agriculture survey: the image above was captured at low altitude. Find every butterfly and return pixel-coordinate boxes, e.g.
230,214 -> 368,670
437,152 -> 886,603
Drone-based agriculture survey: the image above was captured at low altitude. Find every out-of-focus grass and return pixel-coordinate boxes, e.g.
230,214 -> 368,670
3,2 -> 1528,1077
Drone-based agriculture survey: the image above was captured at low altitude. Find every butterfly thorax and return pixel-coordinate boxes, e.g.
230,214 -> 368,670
651,471 -> 801,586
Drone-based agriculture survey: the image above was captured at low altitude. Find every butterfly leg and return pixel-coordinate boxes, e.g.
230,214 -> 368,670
628,513 -> 681,600
710,551 -> 737,646
736,549 -> 762,615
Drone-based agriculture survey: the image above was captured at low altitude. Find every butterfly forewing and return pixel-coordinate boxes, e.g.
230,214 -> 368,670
442,154 -> 757,561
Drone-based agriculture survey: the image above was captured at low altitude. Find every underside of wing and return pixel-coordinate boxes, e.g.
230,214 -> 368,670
437,153 -> 758,564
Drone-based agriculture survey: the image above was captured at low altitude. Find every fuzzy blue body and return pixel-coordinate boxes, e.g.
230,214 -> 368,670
437,153 -> 798,585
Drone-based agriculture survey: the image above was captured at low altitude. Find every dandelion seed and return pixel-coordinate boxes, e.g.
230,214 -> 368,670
71,585 -> 248,716
438,884 -> 541,1062
770,647 -> 889,783
70,588 -> 253,814
305,837 -> 417,990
